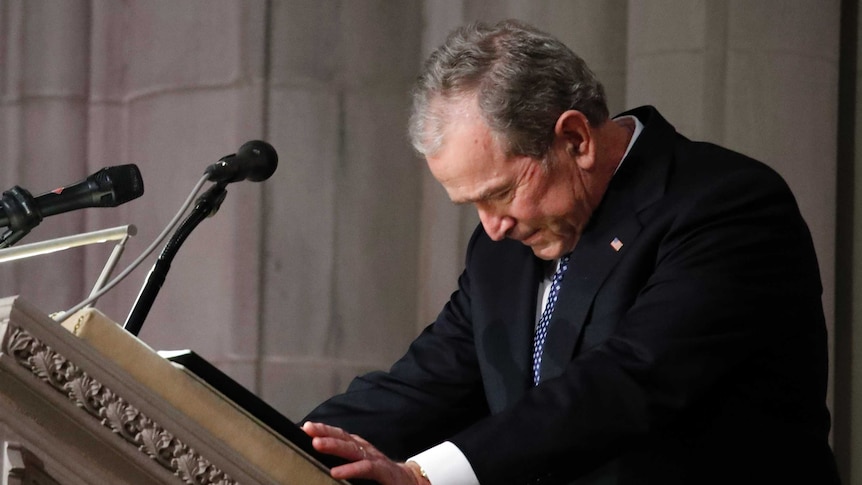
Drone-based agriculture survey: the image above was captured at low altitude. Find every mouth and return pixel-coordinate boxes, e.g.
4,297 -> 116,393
521,229 -> 542,245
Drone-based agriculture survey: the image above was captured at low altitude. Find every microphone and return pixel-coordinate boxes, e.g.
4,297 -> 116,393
124,141 -> 278,336
205,140 -> 278,183
0,164 -> 144,228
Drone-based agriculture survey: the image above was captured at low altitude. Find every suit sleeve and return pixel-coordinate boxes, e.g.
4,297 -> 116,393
303,230 -> 490,461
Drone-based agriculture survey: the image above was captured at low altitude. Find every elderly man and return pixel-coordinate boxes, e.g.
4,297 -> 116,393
301,19 -> 839,485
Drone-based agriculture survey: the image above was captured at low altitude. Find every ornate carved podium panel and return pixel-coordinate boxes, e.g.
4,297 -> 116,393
0,296 -> 346,485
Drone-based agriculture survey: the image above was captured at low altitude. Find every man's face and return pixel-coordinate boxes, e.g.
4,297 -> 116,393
426,105 -> 595,260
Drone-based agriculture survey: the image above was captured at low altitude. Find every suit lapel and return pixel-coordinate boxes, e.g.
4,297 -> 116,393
538,204 -> 642,382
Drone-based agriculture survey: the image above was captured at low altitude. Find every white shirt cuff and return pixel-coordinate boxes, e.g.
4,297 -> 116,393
408,441 -> 480,485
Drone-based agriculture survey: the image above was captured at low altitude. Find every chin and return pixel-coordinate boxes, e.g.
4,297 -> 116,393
529,237 -> 576,260
530,244 -> 564,261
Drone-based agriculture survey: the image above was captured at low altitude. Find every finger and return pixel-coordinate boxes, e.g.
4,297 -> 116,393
309,436 -> 368,462
330,457 -> 411,484
303,423 -> 376,461
301,421 -> 350,439
329,458 -> 375,480
350,434 -> 377,459
351,434 -> 373,448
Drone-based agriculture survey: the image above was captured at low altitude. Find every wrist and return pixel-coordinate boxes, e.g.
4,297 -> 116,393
405,461 -> 431,485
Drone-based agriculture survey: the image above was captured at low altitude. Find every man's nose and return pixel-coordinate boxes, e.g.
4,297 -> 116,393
478,207 -> 514,241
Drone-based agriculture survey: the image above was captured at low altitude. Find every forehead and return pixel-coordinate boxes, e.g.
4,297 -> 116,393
425,107 -> 515,204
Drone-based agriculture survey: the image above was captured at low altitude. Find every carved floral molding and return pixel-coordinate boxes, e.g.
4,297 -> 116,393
3,322 -> 239,485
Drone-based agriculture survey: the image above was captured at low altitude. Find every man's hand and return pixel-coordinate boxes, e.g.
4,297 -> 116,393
302,422 -> 430,485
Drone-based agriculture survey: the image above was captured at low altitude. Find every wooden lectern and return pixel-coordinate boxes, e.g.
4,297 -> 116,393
0,296 -> 348,485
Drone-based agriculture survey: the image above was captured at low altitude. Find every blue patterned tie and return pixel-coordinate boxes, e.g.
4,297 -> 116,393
532,255 -> 570,386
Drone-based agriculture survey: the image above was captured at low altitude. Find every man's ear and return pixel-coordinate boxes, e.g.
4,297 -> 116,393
554,110 -> 594,170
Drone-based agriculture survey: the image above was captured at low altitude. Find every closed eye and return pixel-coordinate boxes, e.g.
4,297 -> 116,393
453,184 -> 515,206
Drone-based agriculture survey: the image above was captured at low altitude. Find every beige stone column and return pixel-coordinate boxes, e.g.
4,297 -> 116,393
83,1 -> 269,390
261,0 -> 423,418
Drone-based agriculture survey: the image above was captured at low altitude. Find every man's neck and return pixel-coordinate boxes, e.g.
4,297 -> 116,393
611,116 -> 636,163
591,117 -> 635,179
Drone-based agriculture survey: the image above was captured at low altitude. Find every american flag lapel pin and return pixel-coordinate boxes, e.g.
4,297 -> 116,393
610,237 -> 623,252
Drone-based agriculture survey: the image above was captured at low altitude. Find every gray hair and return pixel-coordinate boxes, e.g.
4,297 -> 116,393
409,19 -> 609,159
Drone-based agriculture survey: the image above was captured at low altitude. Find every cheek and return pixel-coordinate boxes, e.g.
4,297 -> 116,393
512,178 -> 576,224
508,198 -> 544,222
539,194 -> 575,221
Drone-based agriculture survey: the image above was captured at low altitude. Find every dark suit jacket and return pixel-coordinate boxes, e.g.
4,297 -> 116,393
305,107 -> 839,484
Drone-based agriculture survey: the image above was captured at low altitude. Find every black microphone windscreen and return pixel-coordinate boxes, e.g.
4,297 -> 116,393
239,140 -> 278,182
98,165 -> 145,206
205,140 -> 278,183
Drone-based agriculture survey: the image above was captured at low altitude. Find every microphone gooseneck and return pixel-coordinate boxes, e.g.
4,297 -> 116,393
123,183 -> 227,336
